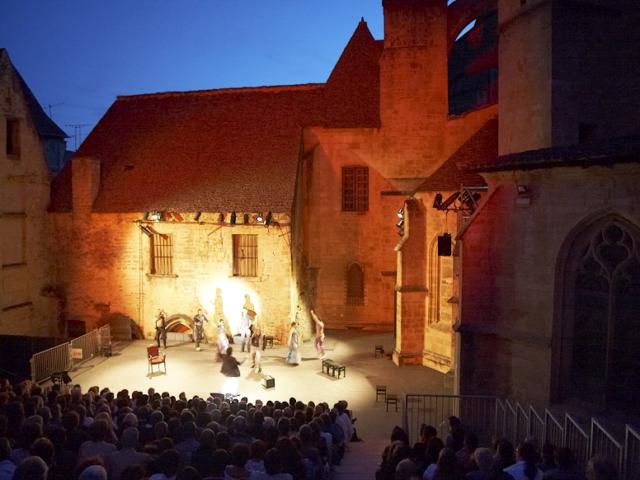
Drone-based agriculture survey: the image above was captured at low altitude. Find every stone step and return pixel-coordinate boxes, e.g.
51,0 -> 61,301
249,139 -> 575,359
332,439 -> 387,480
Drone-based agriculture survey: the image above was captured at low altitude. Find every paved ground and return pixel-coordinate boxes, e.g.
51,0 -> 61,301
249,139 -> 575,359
70,330 -> 451,446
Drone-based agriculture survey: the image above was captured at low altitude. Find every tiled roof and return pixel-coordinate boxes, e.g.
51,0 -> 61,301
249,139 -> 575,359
0,49 -> 67,139
417,117 -> 498,192
49,21 -> 381,213
464,135 -> 640,173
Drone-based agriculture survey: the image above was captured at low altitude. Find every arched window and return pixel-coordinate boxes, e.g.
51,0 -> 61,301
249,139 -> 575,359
558,216 -> 640,411
428,236 -> 442,324
346,263 -> 364,305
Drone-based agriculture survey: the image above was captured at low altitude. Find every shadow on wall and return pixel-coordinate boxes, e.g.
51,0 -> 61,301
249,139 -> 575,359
100,312 -> 144,340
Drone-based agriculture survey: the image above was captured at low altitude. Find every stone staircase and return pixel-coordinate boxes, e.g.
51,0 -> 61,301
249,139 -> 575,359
332,439 -> 387,480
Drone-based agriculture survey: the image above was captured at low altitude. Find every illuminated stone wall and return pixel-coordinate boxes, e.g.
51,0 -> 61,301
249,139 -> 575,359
48,209 -> 302,344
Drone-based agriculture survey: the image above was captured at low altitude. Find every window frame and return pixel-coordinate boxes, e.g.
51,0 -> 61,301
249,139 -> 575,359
341,166 -> 369,212
232,234 -> 258,277
6,118 -> 21,157
149,232 -> 173,276
346,262 -> 365,305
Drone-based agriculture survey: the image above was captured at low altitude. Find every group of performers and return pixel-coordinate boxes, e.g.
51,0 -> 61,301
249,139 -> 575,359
152,299 -> 326,377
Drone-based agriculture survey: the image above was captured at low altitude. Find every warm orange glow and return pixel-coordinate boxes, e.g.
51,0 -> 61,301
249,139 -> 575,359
196,277 -> 263,333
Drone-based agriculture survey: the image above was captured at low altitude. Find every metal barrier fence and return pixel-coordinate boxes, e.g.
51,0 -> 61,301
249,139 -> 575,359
30,325 -> 111,383
30,342 -> 71,384
565,413 -> 590,472
625,425 -> 640,480
591,418 -> 623,474
404,394 -> 639,480
403,394 -> 496,445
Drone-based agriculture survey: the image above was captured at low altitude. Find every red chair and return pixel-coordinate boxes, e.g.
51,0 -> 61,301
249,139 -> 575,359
147,346 -> 166,376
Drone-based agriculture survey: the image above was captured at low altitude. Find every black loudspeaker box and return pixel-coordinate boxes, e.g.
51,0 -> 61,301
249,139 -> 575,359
263,375 -> 275,389
438,233 -> 452,256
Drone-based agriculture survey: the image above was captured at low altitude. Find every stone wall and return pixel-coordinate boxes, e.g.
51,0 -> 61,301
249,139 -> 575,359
459,163 -> 640,406
302,128 -> 401,330
0,68 -> 57,337
48,211 -> 299,344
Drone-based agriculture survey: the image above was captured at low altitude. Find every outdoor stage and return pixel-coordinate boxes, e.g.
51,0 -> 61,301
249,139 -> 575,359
68,330 -> 450,440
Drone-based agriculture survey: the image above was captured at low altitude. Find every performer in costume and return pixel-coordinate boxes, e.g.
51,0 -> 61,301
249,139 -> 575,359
216,318 -> 230,361
286,322 -> 301,365
221,346 -> 244,395
193,308 -> 208,351
154,310 -> 167,349
310,309 -> 325,359
249,323 -> 263,373
240,294 -> 256,352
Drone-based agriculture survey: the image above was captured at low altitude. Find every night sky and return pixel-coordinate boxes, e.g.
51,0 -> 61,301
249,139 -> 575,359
1,1 -> 385,149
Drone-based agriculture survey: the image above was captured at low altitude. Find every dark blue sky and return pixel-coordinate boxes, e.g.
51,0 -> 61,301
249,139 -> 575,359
1,1 -> 385,149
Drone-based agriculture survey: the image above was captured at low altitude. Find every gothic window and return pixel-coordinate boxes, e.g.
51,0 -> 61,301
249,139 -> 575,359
342,166 -> 368,212
561,218 -> 640,411
233,234 -> 258,277
346,263 -> 364,305
150,233 -> 173,275
6,118 -> 20,157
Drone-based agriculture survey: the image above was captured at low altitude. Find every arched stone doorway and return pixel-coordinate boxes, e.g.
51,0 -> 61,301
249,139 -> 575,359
555,214 -> 640,411
165,313 -> 209,343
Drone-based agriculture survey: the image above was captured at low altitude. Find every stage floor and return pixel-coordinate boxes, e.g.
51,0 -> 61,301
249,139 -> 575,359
70,330 -> 451,440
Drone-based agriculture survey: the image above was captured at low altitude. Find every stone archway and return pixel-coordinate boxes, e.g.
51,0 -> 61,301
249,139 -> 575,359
554,214 -> 640,411
165,313 -> 209,344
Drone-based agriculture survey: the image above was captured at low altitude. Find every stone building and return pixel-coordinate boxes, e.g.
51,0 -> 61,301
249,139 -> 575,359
43,0 -> 640,415
456,0 -> 640,413
0,49 -> 67,336
47,1 -> 498,358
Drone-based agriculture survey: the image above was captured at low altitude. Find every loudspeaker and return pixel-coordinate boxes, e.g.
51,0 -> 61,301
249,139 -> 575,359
438,234 -> 452,257
263,375 -> 275,389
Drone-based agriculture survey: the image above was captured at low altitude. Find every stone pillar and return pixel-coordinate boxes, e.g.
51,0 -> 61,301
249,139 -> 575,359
393,198 -> 427,365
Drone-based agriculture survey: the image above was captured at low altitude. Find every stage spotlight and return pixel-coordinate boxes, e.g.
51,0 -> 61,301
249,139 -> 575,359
396,219 -> 405,236
264,211 -> 272,226
397,208 -> 404,219
439,192 -> 460,210
433,193 -> 443,209
230,212 -> 237,225
145,211 -> 162,222
256,212 -> 264,223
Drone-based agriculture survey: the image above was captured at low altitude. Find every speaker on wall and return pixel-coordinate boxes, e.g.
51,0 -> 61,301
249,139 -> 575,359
438,233 -> 452,257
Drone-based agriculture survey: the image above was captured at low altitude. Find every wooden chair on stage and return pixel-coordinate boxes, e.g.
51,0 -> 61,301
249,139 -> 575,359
147,346 -> 166,376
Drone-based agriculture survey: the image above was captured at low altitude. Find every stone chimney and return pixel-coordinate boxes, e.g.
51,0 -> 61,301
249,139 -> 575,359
71,156 -> 100,214
379,0 -> 448,187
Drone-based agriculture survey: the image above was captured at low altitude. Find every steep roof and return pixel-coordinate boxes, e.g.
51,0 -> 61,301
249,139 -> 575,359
49,21 -> 381,213
417,117 -> 498,192
464,135 -> 640,173
0,49 -> 67,139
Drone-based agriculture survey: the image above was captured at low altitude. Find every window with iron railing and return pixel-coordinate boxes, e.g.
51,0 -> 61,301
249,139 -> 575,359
342,166 -> 368,212
150,233 -> 173,275
233,234 -> 258,277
